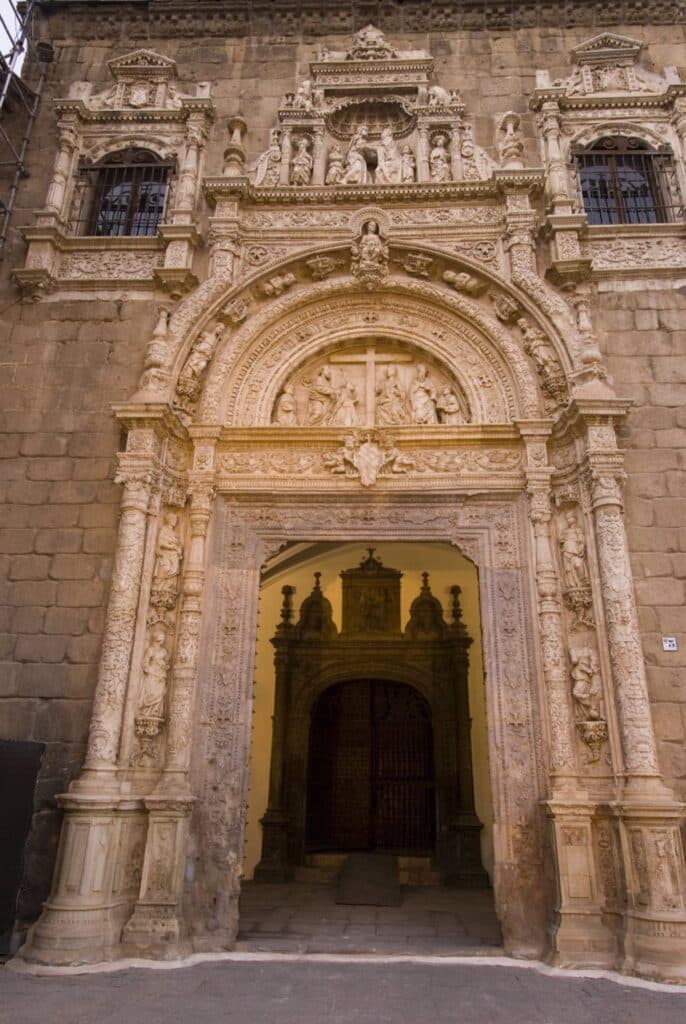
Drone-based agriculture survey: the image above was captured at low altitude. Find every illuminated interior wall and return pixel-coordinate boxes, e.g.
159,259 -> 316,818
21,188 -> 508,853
243,541 -> 494,881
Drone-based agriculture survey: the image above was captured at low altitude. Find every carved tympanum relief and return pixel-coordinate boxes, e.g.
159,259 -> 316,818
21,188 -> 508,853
272,345 -> 468,428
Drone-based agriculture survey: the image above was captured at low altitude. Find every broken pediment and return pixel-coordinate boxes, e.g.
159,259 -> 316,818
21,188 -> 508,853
534,32 -> 682,99
107,49 -> 178,82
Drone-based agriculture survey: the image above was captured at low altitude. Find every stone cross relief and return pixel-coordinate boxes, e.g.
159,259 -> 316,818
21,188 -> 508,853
273,348 -> 467,428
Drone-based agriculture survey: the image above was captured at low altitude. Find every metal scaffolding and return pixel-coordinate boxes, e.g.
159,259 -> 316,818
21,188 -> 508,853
0,0 -> 52,258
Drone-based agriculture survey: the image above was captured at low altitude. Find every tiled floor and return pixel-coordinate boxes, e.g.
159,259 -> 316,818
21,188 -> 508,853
237,882 -> 503,954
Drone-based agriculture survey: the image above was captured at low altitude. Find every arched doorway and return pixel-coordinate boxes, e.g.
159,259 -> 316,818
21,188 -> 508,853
306,679 -> 436,854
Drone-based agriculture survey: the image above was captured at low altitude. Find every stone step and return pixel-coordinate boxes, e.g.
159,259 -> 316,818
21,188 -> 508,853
294,853 -> 441,886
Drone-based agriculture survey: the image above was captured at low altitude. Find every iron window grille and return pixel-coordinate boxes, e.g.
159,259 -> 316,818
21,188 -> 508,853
573,136 -> 681,226
71,148 -> 173,237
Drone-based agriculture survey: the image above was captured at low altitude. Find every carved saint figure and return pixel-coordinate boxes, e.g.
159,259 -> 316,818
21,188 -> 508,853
497,111 -> 524,169
292,79 -> 314,110
570,647 -> 603,722
428,84 -> 453,107
330,379 -> 360,427
325,146 -> 345,185
517,318 -> 559,377
182,329 -> 216,384
254,130 -> 282,186
291,137 -> 313,186
375,127 -> 402,185
351,219 -> 389,289
560,510 -> 589,589
342,125 -> 370,185
429,133 -> 451,182
151,512 -> 183,608
305,366 -> 336,424
355,433 -> 386,487
273,383 -> 298,425
409,363 -> 438,424
375,364 -> 408,425
400,145 -> 416,183
437,388 -> 463,425
137,625 -> 170,720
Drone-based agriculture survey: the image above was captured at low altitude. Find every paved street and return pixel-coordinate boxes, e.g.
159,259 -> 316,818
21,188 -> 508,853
3,957 -> 685,1024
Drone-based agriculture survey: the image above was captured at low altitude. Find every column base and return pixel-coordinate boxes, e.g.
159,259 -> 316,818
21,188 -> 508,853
622,913 -> 686,983
548,909 -> 617,970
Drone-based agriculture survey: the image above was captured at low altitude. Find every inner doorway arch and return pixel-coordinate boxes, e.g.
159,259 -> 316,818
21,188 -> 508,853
306,678 -> 436,854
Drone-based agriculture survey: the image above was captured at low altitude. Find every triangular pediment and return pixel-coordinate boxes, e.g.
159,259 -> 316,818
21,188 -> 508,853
571,33 -> 643,66
107,49 -> 178,81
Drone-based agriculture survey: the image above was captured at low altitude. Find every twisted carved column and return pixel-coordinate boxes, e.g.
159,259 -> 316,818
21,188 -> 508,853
123,475 -> 216,957
81,469 -> 153,782
521,429 -> 578,785
579,408 -> 686,980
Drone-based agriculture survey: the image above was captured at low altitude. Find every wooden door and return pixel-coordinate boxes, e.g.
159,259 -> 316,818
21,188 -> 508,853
306,680 -> 435,853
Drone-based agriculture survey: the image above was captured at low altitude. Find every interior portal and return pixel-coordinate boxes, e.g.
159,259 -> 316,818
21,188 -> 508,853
306,679 -> 436,854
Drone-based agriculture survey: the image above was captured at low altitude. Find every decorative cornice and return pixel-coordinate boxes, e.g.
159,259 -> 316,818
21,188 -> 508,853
204,172 -> 544,207
530,83 -> 686,112
35,1 -> 686,41
54,97 -> 215,123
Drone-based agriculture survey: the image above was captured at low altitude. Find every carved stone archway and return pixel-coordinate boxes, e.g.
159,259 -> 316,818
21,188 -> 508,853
18,244 -> 686,984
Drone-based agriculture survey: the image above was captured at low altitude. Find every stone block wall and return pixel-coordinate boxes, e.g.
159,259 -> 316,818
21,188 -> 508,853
0,2 -> 684,926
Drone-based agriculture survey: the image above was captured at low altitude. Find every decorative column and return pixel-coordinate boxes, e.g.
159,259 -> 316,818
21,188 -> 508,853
79,463 -> 155,787
449,125 -> 463,180
519,422 -> 615,967
20,436 -> 161,965
532,99 -> 590,284
311,125 -> 326,185
173,118 -> 207,222
44,118 -> 79,221
416,126 -> 430,182
124,441 -> 218,958
577,402 -> 686,981
279,127 -> 292,185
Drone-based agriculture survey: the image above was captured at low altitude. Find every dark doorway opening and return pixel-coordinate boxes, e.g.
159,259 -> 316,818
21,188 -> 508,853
306,679 -> 435,854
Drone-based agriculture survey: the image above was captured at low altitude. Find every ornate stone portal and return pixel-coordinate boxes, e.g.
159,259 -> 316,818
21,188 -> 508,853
16,24 -> 686,984
255,553 -> 488,888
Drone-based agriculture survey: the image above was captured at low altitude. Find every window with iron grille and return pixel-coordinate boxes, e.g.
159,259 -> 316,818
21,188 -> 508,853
73,148 -> 172,237
573,136 -> 680,226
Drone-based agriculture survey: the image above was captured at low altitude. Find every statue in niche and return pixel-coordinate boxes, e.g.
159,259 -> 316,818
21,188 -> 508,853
325,145 -> 345,185
409,363 -> 438,424
273,383 -> 298,425
150,511 -> 184,609
570,647 -> 603,723
375,364 -> 409,425
437,388 -> 464,425
305,365 -> 336,424
429,133 -> 451,182
560,510 -> 590,589
291,137 -> 313,185
341,125 -> 370,185
498,111 -> 524,169
292,78 -> 315,110
350,219 -> 389,289
428,84 -> 453,107
375,127 -> 402,185
401,145 -> 416,183
137,624 -> 171,723
517,318 -> 560,379
460,125 -> 493,181
330,378 -> 360,427
176,326 -> 221,403
254,129 -> 282,187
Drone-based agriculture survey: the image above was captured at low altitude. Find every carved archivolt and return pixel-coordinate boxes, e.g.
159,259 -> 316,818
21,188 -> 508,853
183,268 -> 558,427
